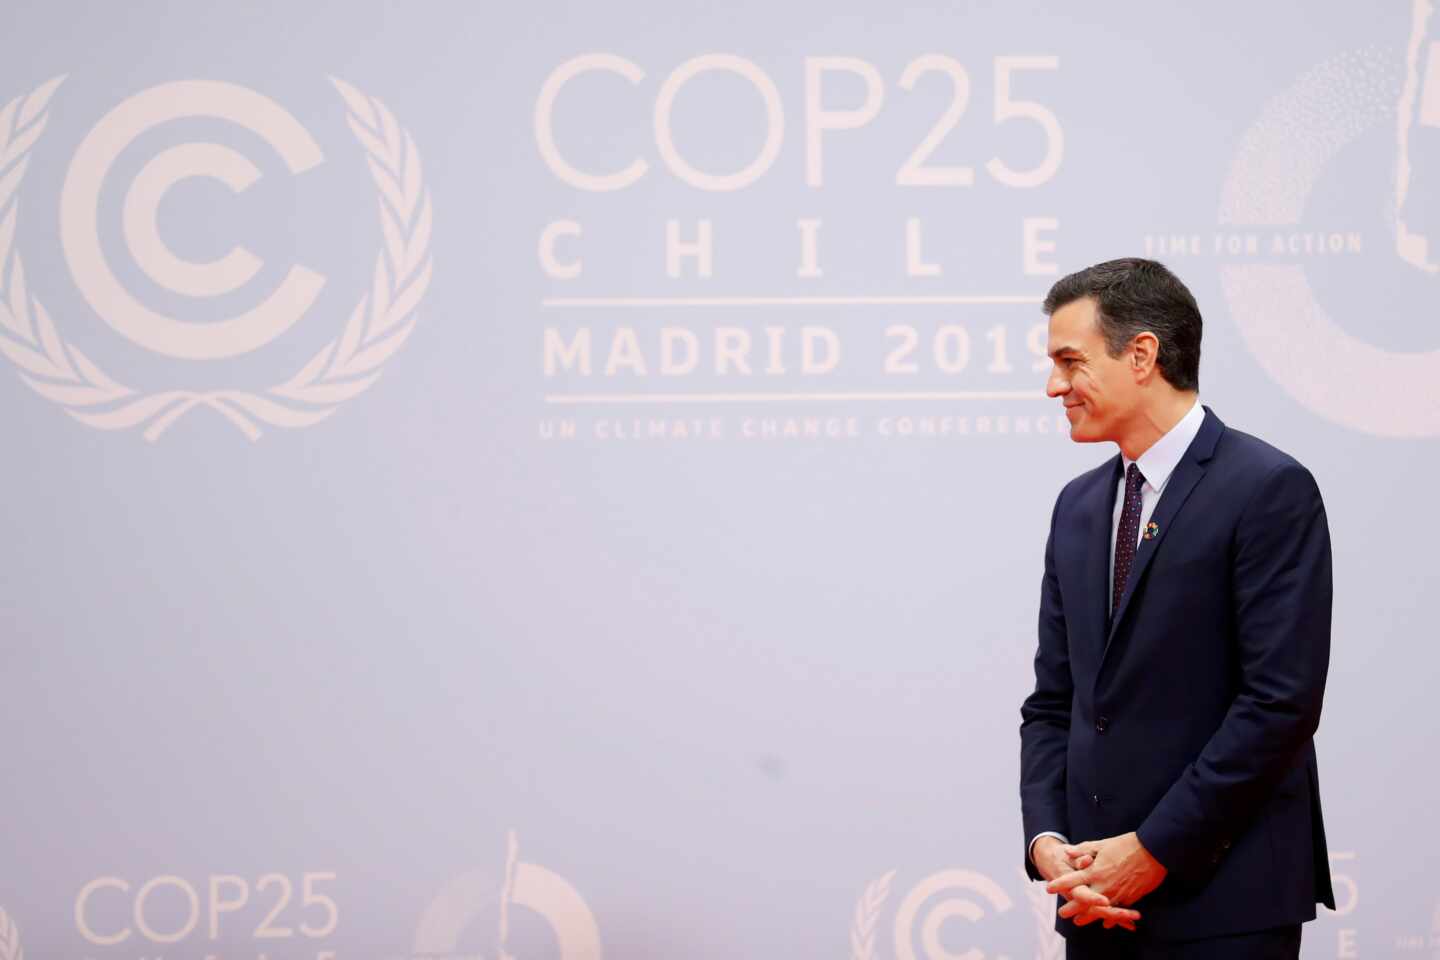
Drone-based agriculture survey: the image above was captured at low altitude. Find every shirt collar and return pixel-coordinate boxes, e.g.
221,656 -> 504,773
1123,398 -> 1205,493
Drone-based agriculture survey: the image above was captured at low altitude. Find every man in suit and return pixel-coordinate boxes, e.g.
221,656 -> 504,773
1018,258 -> 1335,959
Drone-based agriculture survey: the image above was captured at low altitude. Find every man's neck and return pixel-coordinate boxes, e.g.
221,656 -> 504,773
1116,391 -> 1199,462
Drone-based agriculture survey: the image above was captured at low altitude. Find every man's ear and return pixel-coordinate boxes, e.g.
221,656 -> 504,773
1131,332 -> 1160,382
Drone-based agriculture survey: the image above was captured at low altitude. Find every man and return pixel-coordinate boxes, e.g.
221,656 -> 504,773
1018,258 -> 1335,959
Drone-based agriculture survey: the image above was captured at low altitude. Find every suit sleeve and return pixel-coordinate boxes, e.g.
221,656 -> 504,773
1136,462 -> 1332,879
1020,490 -> 1073,880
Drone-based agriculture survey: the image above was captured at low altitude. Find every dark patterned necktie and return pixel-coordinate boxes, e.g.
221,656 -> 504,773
1113,462 -> 1146,616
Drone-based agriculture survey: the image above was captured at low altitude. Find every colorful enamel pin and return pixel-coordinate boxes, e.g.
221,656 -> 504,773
1144,521 -> 1160,540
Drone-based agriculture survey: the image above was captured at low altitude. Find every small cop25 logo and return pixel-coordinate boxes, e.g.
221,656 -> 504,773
0,75 -> 433,440
73,872 -> 339,954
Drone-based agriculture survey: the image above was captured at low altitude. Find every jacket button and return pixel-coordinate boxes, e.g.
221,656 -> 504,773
1092,794 -> 1102,806
1096,716 -> 1109,733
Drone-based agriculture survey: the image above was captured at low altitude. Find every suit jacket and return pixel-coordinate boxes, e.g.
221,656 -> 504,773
1019,407 -> 1335,942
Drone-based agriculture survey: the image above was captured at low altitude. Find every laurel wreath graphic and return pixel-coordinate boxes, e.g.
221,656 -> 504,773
0,907 -> 22,960
0,75 -> 432,440
1021,870 -> 1065,960
849,869 -> 895,960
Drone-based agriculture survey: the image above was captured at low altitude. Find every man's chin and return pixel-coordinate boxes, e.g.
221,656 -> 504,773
1065,414 -> 1094,443
1064,410 -> 1100,442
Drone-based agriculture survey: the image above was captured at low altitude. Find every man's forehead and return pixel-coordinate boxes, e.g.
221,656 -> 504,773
1051,297 -> 1098,327
1047,300 -> 1100,354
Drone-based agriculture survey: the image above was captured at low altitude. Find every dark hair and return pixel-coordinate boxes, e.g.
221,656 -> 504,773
1042,258 -> 1202,392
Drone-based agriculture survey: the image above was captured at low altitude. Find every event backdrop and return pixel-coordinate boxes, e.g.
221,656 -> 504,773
1,1 -> 1436,958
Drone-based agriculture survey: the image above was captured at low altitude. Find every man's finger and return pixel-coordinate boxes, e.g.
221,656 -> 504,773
1068,906 -> 1138,929
1057,888 -> 1119,918
1045,869 -> 1095,896
1063,841 -> 1102,859
1071,883 -> 1107,902
1065,903 -> 1142,927
1060,897 -> 1141,920
1061,883 -> 1109,908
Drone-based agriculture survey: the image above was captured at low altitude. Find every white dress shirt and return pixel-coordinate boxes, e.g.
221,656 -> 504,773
1028,398 -> 1205,865
1108,398 -> 1206,603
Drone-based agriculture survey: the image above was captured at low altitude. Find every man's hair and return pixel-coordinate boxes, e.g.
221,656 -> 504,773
1042,258 -> 1202,392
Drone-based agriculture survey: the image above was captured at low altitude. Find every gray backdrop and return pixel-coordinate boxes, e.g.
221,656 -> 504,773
0,2 -> 1434,958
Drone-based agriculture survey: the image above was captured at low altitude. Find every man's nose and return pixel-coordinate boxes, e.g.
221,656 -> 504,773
1046,370 -> 1069,397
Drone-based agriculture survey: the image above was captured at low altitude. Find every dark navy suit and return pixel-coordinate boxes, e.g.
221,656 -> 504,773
1020,408 -> 1335,945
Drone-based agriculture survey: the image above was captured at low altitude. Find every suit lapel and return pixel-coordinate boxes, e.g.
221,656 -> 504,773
1100,408 -> 1226,660
1085,456 -> 1123,654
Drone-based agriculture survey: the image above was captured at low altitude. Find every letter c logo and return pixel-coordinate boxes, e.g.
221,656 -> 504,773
60,80 -> 326,359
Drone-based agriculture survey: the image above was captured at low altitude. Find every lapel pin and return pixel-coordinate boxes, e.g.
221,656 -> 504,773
1144,521 -> 1160,540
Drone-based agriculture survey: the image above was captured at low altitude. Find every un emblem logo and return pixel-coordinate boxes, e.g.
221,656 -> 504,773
0,75 -> 433,440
